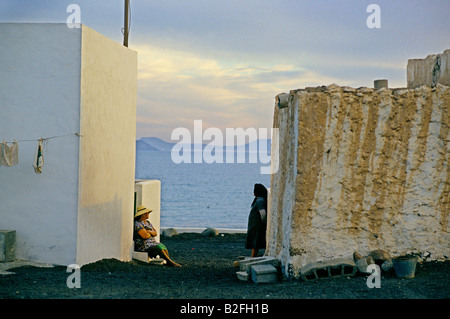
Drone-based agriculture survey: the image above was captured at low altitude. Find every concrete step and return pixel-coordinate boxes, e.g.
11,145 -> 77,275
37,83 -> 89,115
236,256 -> 280,283
132,251 -> 149,263
238,256 -> 280,272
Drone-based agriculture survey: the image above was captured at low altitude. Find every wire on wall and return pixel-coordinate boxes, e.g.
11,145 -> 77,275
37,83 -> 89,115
1,133 -> 82,171
2,132 -> 82,144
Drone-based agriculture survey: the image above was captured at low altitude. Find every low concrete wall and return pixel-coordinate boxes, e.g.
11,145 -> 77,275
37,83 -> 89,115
135,180 -> 161,243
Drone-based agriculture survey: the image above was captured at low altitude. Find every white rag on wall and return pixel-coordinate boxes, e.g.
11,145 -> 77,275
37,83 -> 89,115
33,138 -> 44,174
0,140 -> 19,167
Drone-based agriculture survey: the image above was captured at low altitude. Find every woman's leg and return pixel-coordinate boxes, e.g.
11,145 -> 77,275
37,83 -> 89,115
160,249 -> 181,267
147,244 -> 181,267
251,249 -> 259,257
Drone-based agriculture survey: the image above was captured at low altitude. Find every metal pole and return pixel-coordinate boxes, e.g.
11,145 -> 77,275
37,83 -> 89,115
123,0 -> 130,47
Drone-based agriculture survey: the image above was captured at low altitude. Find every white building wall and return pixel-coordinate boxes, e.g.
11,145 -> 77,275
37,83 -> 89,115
0,24 -> 82,265
76,25 -> 137,266
0,23 -> 137,266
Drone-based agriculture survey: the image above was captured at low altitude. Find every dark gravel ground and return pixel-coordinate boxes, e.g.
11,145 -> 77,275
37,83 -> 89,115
0,233 -> 448,315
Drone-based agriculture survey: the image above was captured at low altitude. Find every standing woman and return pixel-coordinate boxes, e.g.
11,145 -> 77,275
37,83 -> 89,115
246,183 -> 268,257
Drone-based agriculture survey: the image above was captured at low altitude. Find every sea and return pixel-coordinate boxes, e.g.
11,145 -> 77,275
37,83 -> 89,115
135,150 -> 271,230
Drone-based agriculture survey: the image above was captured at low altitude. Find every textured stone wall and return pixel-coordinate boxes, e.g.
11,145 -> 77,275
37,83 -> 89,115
407,49 -> 450,88
268,84 -> 449,278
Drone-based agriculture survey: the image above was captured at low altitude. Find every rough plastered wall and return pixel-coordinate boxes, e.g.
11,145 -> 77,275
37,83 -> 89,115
407,49 -> 450,88
266,93 -> 298,276
268,83 -> 449,278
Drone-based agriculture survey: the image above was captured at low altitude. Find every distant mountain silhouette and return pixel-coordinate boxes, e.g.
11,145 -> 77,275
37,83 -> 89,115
136,137 -> 175,151
136,139 -> 159,151
136,137 -> 271,152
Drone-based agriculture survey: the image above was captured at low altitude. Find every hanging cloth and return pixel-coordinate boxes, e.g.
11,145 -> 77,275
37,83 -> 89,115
1,139 -> 19,167
33,138 -> 44,174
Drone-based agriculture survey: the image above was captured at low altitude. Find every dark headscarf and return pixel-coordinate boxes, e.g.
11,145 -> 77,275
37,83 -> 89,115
252,183 -> 268,207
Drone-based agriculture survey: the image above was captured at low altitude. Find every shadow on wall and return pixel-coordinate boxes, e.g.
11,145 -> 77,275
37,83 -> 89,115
76,195 -> 131,266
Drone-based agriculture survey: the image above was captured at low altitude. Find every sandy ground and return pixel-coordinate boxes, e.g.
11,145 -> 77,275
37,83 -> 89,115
1,232 -> 448,314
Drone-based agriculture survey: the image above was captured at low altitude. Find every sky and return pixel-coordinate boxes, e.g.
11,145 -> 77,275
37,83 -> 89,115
1,0 -> 449,141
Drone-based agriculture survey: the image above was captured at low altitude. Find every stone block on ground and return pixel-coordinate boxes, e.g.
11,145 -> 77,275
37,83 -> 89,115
250,264 -> 278,284
201,228 -> 219,237
381,259 -> 393,272
300,258 -> 357,281
239,256 -> 280,272
368,250 -> 391,265
132,251 -> 149,263
236,270 -> 249,281
162,228 -> 178,238
356,256 -> 375,274
0,230 -> 15,262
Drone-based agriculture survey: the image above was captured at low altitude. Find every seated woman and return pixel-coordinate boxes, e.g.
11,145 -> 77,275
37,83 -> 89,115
134,205 -> 181,267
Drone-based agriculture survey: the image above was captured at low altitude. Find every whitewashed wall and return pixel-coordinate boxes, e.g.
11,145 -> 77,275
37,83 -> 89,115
76,25 -> 137,265
407,49 -> 450,88
0,24 -> 81,265
269,84 -> 450,278
0,23 -> 137,266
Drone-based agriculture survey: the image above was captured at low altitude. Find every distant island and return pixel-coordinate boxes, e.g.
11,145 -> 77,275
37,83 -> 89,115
136,137 -> 174,151
136,137 -> 272,152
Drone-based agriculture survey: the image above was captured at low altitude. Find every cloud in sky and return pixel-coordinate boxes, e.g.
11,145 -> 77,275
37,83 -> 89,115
135,44 -> 345,138
1,0 -> 449,140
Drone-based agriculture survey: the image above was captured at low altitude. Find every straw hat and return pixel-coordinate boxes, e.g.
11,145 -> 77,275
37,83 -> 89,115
134,205 -> 152,218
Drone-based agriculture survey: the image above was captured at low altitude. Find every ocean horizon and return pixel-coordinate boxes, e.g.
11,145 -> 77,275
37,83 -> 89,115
135,138 -> 271,229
